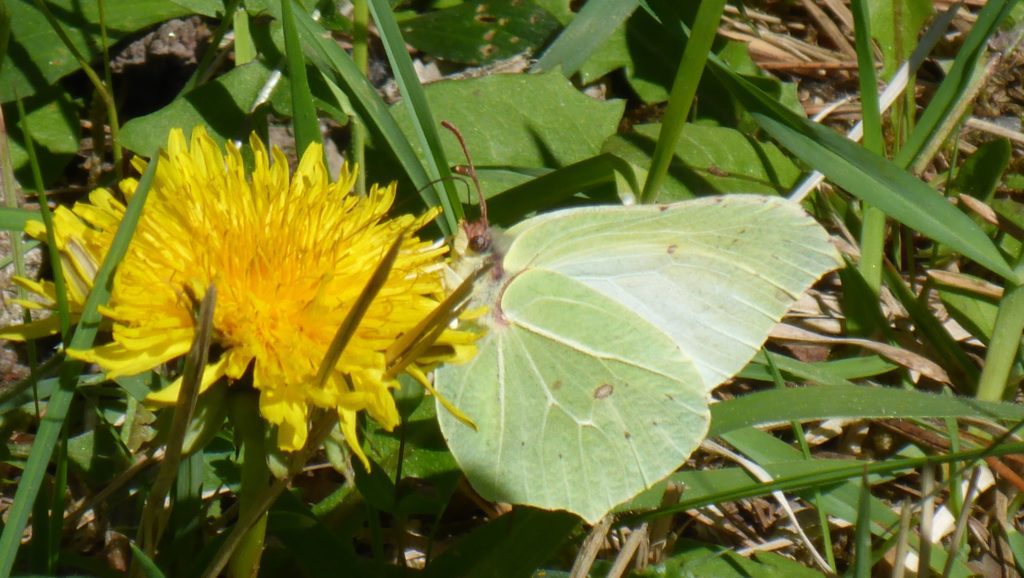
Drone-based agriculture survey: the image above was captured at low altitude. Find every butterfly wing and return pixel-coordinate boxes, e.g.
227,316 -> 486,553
501,195 -> 841,392
439,268 -> 707,523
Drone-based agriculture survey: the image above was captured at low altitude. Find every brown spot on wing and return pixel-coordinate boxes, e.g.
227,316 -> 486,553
594,383 -> 613,399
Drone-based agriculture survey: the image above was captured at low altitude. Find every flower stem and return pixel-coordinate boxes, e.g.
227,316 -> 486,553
228,391 -> 270,578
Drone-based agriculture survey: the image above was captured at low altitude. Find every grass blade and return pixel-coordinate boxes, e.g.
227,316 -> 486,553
639,0 -> 726,204
533,0 -> 639,76
706,59 -> 1015,281
485,153 -> 641,225
0,207 -> 40,231
853,470 -> 873,577
366,0 -> 462,233
290,5 -> 452,235
895,0 -> 1017,170
137,286 -> 216,565
708,384 -> 1024,437
280,0 -> 320,156
850,0 -> 886,293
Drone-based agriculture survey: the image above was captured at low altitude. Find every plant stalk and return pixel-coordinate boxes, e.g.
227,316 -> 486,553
639,0 -> 726,204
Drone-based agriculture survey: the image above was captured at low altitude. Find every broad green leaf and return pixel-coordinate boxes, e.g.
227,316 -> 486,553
391,71 -> 624,197
0,0 -> 191,101
401,0 -> 559,65
533,0 -> 573,24
578,4 -> 682,103
120,62 -> 273,153
364,393 -> 459,481
708,384 -> 1024,438
66,428 -> 130,487
8,90 -> 80,186
438,195 -> 839,522
605,123 -> 801,200
169,0 -> 223,18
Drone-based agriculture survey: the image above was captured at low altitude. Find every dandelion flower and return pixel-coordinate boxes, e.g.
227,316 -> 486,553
0,189 -> 124,340
15,126 -> 478,466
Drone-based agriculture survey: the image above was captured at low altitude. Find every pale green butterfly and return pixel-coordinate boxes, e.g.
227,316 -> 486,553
434,185 -> 840,523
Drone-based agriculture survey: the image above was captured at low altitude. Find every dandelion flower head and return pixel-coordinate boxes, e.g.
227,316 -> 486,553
35,127 -> 479,465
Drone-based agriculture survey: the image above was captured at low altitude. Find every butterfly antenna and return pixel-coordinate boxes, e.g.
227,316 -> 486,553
441,120 -> 487,228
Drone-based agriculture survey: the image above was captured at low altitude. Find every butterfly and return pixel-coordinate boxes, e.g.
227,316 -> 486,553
435,165 -> 839,522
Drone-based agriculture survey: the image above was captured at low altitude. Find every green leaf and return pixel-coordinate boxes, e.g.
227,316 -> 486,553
402,0 -> 559,65
604,123 -> 801,200
128,542 -> 168,578
365,394 -> 459,481
8,89 -> 80,186
120,61 -> 273,154
0,0 -> 191,101
485,153 -> 640,225
438,195 -> 839,522
708,384 -> 1024,438
391,71 -> 625,198
578,4 -> 682,103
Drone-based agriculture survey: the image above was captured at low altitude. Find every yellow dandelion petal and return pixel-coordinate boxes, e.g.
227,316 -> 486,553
52,126 -> 482,461
146,356 -> 230,406
339,408 -> 370,470
69,338 -> 191,379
